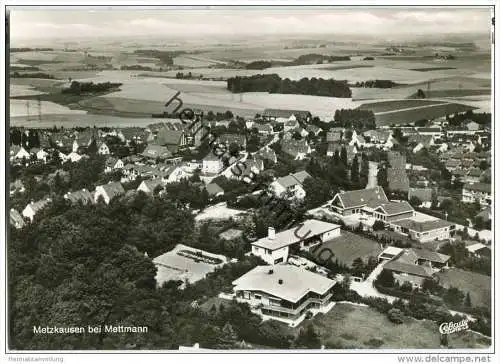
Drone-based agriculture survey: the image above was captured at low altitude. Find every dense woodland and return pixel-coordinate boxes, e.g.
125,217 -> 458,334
62,81 -> 123,95
333,109 -> 376,130
227,74 -> 352,97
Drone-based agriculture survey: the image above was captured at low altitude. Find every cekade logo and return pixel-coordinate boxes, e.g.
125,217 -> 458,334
439,319 -> 470,335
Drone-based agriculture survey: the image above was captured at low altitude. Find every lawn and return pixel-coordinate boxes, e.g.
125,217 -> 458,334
315,231 -> 382,267
374,102 -> 477,126
299,303 -> 490,349
436,268 -> 491,308
357,99 -> 445,113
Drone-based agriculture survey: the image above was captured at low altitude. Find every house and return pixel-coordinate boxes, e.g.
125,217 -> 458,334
64,189 -> 94,205
10,208 -> 26,229
230,158 -> 264,182
415,127 -> 442,138
230,264 -> 336,325
153,123 -> 191,151
262,108 -> 311,123
22,198 -> 52,222
202,151 -> 224,175
141,144 -> 172,160
387,168 -> 410,193
371,201 -> 415,223
326,142 -> 341,157
390,219 -> 455,243
377,246 -> 404,263
349,130 -> 366,147
284,119 -> 301,132
94,182 -> 125,204
463,168 -> 483,184
408,188 -> 434,208
462,183 -> 491,206
270,170 -> 311,200
12,146 -> 30,160
281,139 -> 311,160
9,180 -> 25,196
104,157 -> 124,173
364,129 -> 391,144
97,142 -> 110,155
35,148 -> 49,162
466,121 -> 481,131
466,243 -> 491,258
119,127 -> 149,144
137,179 -> 165,195
66,151 -> 83,163
305,124 -> 321,136
203,182 -> 225,198
166,164 -> 193,183
387,151 -> 406,169
475,207 -> 491,223
330,186 -> 388,217
251,220 -> 341,265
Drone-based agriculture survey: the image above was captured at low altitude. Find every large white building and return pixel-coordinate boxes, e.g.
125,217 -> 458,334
251,219 -> 341,265
231,265 -> 336,326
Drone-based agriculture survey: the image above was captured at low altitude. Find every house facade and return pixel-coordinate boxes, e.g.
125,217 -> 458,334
270,170 -> 311,200
94,182 -> 125,204
330,186 -> 389,217
462,183 -> 491,206
390,219 -> 455,243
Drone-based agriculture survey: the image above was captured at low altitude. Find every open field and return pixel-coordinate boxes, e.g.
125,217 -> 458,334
436,268 -> 491,308
357,99 -> 445,113
374,102 -> 478,126
314,231 -> 382,267
300,303 -> 490,349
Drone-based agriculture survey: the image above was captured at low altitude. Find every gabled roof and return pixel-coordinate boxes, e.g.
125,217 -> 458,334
252,219 -> 340,251
156,127 -> 185,146
217,134 -> 246,145
463,183 -> 490,194
384,260 -> 435,278
10,209 -> 25,228
204,182 -> 224,196
232,265 -> 335,303
105,157 -> 118,167
25,198 -> 51,213
336,186 -> 388,209
281,139 -> 310,156
64,189 -> 94,205
408,188 -> 433,203
140,178 -> 164,192
387,168 -> 410,192
374,201 -> 414,216
275,170 -> 311,189
466,243 -> 490,253
392,218 -> 454,232
98,182 -> 125,200
141,144 -> 172,159
326,131 -> 342,142
409,248 -> 450,264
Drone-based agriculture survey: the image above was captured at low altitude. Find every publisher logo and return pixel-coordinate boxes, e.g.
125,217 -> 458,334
439,319 -> 470,335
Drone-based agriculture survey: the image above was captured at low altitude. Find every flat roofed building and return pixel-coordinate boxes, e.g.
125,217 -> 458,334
390,218 -> 455,243
232,265 -> 335,323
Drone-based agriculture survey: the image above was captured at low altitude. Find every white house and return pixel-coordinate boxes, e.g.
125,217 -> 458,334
22,198 -> 52,222
202,152 -> 224,174
104,157 -> 124,173
137,179 -> 165,195
14,146 -> 30,160
230,265 -> 336,326
94,182 -> 125,204
251,220 -> 341,265
67,152 -> 83,163
98,142 -> 111,155
270,170 -> 311,200
36,148 -> 49,162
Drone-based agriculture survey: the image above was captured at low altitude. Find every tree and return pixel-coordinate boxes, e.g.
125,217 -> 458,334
387,308 -> 404,324
464,292 -> 472,308
302,177 -> 332,209
375,269 -> 395,288
409,196 -> 422,207
294,324 -> 321,349
400,281 -> 413,293
350,156 -> 360,186
416,89 -> 426,99
377,167 -> 388,189
340,146 -> 348,166
372,220 -> 385,231
215,322 -> 238,349
351,257 -> 365,277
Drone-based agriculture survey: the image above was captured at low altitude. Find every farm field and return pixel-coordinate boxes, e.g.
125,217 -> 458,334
357,99 -> 445,113
436,268 -> 491,308
10,98 -> 87,117
374,102 -> 477,126
300,303 -> 490,349
314,231 -> 382,268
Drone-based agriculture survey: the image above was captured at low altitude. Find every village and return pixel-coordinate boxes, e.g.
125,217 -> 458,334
9,105 -> 492,336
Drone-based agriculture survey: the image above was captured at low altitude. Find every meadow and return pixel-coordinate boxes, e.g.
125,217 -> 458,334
436,268 -> 491,308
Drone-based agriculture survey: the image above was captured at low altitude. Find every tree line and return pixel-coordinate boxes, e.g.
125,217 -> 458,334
334,108 -> 376,130
62,81 -> 122,95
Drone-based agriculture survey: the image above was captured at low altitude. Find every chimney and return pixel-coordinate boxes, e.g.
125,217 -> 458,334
268,269 -> 274,275
193,343 -> 199,349
278,279 -> 283,285
268,227 -> 275,240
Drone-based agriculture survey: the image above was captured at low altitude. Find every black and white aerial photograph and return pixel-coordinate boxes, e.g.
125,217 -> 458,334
2,2 -> 497,363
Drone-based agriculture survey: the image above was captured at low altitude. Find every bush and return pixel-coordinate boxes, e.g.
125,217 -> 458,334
373,220 -> 385,231
387,308 -> 404,324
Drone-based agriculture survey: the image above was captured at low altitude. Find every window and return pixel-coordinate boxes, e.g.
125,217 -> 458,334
274,257 -> 284,264
254,295 -> 261,300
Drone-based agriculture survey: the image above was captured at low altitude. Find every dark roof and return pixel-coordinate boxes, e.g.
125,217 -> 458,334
384,260 -> 434,278
141,145 -> 172,159
326,131 -> 342,142
416,127 -> 442,133
99,182 -> 125,200
375,201 -> 414,216
387,168 -> 410,192
410,248 -> 450,264
408,188 -> 433,203
337,186 -> 388,209
64,189 -> 94,205
464,183 -> 490,194
275,170 -> 312,189
281,139 -> 310,157
156,126 -> 185,146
